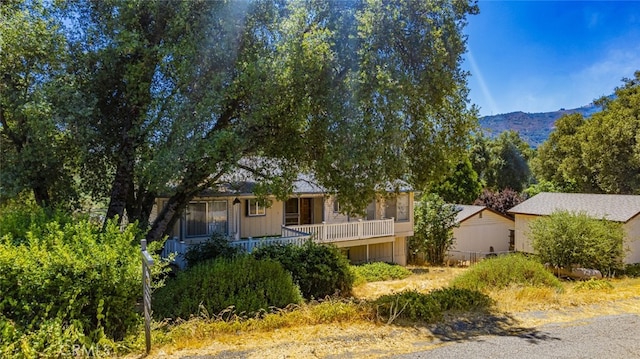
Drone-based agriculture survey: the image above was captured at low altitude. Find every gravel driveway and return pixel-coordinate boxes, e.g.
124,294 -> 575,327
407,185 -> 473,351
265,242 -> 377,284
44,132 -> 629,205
394,314 -> 640,359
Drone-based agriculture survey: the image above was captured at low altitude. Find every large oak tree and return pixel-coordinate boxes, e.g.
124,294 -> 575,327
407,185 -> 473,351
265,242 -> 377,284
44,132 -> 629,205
2,0 -> 480,243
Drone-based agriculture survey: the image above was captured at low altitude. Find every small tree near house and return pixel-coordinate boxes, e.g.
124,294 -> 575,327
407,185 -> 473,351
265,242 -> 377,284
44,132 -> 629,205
410,193 -> 461,265
529,210 -> 625,276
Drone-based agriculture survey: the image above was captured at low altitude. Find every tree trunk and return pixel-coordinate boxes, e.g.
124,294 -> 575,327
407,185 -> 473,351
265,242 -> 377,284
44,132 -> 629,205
32,183 -> 51,208
105,142 -> 135,224
145,190 -> 193,243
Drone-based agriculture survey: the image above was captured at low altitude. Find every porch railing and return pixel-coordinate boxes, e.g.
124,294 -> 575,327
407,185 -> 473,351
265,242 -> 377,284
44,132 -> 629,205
285,218 -> 395,243
161,228 -> 311,269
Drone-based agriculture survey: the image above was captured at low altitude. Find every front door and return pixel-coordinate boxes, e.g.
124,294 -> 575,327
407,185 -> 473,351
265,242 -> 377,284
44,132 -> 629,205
300,198 -> 313,225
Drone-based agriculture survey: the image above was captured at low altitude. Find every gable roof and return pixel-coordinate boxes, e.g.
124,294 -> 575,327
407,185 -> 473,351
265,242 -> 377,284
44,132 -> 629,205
454,205 -> 514,224
455,205 -> 485,223
508,192 -> 640,223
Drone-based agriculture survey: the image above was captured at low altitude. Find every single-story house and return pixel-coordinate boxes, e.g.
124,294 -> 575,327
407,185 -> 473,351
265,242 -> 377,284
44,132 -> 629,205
508,192 -> 640,264
447,205 -> 515,262
152,176 -> 414,267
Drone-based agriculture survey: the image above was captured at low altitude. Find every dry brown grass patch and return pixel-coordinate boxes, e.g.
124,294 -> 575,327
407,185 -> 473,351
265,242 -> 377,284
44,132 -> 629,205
352,266 -> 467,300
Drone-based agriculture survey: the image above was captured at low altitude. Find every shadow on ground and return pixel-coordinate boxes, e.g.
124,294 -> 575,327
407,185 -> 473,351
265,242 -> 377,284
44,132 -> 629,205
427,312 -> 561,344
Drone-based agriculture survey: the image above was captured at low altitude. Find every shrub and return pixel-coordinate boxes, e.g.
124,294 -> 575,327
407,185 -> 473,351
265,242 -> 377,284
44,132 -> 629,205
0,211 -> 164,356
153,256 -> 302,320
351,262 -> 412,285
252,241 -> 354,299
529,210 -> 625,276
451,254 -> 563,291
623,263 -> 640,278
410,193 -> 460,265
184,232 -> 241,268
374,288 -> 493,323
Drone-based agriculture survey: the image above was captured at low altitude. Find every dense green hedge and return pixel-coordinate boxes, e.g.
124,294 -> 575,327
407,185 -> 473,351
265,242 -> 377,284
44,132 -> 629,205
0,208 -> 161,356
252,241 -> 354,299
153,256 -> 302,320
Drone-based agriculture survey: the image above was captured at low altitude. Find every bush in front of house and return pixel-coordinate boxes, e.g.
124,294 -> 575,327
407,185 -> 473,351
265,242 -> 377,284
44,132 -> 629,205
450,254 -> 563,291
252,241 -> 354,299
0,207 -> 161,356
374,288 -> 493,323
183,232 -> 242,268
153,256 -> 302,320
529,210 -> 625,276
351,262 -> 412,286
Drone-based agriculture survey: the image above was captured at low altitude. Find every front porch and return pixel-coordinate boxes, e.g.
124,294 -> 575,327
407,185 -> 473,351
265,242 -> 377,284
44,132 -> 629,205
161,218 -> 395,268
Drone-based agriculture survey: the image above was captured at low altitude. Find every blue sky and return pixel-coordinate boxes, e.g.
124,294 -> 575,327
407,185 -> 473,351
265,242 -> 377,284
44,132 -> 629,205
463,1 -> 640,116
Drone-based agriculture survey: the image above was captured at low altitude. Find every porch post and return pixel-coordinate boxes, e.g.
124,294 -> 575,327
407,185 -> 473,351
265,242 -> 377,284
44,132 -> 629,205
366,244 -> 369,263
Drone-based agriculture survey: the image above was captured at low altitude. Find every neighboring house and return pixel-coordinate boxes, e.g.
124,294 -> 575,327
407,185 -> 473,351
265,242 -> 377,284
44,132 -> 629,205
152,176 -> 414,267
447,205 -> 515,262
508,192 -> 640,264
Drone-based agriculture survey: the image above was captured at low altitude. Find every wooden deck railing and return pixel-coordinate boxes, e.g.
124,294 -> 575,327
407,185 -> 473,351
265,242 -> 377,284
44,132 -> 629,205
285,218 -> 394,243
162,219 -> 394,268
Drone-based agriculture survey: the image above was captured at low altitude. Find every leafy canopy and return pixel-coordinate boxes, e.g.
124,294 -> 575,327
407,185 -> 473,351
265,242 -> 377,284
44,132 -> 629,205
533,73 -> 640,194
410,193 -> 461,265
1,0 -> 479,245
529,210 -> 625,275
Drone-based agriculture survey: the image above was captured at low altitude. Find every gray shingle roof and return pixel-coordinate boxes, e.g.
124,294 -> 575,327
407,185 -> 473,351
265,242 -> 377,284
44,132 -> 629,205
455,205 -> 485,223
508,192 -> 640,223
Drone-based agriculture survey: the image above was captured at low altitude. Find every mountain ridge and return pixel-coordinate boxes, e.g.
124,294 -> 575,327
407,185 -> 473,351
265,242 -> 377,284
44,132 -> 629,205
479,103 -> 601,148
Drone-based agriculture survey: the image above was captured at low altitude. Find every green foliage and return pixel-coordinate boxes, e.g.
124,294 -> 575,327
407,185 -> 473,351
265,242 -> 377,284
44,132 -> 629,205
351,262 -> 412,286
410,193 -> 460,265
472,131 -> 533,192
184,232 -> 241,268
0,208 -> 166,356
529,211 -> 625,276
2,0 -> 479,242
0,0 -> 84,208
0,195 -> 76,244
428,158 -> 483,204
533,74 -> 640,194
451,254 -> 563,291
374,288 -> 493,323
153,256 -> 302,320
523,180 -> 559,198
252,241 -> 354,299
623,263 -> 640,278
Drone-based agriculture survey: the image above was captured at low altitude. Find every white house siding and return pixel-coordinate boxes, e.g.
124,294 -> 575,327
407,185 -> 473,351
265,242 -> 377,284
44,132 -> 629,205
623,216 -> 640,264
513,214 -> 538,253
449,210 -> 514,260
240,198 -> 284,238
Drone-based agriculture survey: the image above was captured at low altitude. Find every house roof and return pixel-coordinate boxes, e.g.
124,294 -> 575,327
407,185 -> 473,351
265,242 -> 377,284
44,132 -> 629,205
455,205 -> 485,223
197,172 -> 412,197
454,204 -> 515,224
508,192 -> 640,223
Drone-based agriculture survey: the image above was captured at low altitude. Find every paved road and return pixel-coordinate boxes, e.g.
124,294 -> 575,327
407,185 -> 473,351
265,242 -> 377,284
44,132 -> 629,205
394,314 -> 640,359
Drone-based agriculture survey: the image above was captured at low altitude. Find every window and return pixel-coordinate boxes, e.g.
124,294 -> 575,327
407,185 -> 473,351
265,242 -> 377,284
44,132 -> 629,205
396,194 -> 409,221
246,199 -> 266,216
385,194 -> 409,222
285,198 -> 299,225
366,200 -> 376,220
333,199 -> 340,213
209,201 -> 228,234
186,202 -> 207,236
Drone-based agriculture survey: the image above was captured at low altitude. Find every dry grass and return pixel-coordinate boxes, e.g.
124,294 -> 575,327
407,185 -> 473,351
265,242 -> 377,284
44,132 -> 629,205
128,267 -> 640,358
352,266 -> 467,300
